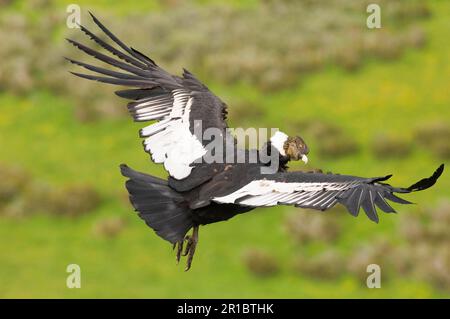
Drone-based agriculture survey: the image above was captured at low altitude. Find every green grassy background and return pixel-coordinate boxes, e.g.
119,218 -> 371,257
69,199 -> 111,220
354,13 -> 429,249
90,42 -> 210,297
0,0 -> 449,298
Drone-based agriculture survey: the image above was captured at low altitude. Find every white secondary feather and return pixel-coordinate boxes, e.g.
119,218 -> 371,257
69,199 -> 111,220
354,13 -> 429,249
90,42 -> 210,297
136,91 -> 207,180
213,179 -> 356,207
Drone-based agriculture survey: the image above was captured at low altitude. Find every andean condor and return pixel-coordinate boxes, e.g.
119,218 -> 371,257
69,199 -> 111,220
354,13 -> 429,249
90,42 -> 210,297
67,13 -> 444,271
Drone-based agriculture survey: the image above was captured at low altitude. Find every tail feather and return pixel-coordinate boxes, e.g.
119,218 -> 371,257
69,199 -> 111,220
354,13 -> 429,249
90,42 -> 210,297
120,164 -> 193,244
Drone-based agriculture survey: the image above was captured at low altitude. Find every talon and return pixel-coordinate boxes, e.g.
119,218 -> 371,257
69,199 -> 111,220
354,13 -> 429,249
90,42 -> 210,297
183,236 -> 192,256
184,245 -> 196,271
176,241 -> 183,264
184,226 -> 199,271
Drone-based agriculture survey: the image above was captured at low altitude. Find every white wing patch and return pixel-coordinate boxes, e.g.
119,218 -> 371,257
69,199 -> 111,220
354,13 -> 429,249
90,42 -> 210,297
131,89 -> 207,180
213,179 -> 358,209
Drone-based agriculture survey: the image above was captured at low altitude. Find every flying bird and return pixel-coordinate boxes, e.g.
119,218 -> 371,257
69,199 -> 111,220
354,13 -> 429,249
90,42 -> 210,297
67,13 -> 444,271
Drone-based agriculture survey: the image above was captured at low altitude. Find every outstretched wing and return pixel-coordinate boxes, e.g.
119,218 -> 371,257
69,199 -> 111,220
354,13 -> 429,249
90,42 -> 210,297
212,164 -> 444,223
66,13 -> 230,180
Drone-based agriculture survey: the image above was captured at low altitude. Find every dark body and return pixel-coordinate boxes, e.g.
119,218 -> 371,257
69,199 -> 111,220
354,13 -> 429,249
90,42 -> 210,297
122,149 -> 288,237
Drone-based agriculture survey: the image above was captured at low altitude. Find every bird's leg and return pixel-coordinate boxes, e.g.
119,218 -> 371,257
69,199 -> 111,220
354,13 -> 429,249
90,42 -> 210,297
183,226 -> 199,271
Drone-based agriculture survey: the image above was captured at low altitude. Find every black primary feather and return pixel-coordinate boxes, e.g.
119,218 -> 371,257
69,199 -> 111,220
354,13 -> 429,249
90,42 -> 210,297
78,23 -> 147,69
88,11 -> 154,67
65,57 -> 148,80
406,164 -> 444,192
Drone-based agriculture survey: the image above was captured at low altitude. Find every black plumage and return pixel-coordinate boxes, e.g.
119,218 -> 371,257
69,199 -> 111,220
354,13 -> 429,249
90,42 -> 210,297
68,13 -> 444,271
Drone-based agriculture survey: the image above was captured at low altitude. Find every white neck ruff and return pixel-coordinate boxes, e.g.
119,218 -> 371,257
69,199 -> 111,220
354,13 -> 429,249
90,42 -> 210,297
270,131 -> 288,156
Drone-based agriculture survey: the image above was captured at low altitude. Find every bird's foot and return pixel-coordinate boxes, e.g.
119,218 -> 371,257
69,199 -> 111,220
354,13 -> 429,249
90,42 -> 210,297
173,226 -> 199,271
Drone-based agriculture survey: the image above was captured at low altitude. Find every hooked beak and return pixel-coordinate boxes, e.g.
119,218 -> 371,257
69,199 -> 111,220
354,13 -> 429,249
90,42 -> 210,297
301,154 -> 308,164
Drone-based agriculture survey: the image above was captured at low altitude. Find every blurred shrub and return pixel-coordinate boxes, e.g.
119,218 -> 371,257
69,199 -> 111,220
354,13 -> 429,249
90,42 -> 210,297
46,184 -> 102,218
242,248 -> 280,277
371,133 -> 412,159
415,120 -> 450,140
399,215 -> 425,242
284,209 -> 342,244
427,139 -> 450,160
0,7 -> 124,122
400,200 -> 450,244
0,0 -> 430,121
296,120 -> 341,140
19,181 -> 54,216
347,239 -> 395,281
414,121 -> 450,159
2,198 -> 30,219
396,200 -> 450,291
245,196 -> 450,290
386,1 -> 431,23
294,250 -> 345,280
0,163 -> 30,204
346,207 -> 450,290
317,137 -> 359,158
404,26 -> 427,49
227,99 -> 266,126
0,163 -> 102,218
92,216 -> 127,238
433,200 -> 450,225
250,199 -> 450,290
21,182 -> 102,218
291,120 -> 359,158
413,244 -> 450,291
